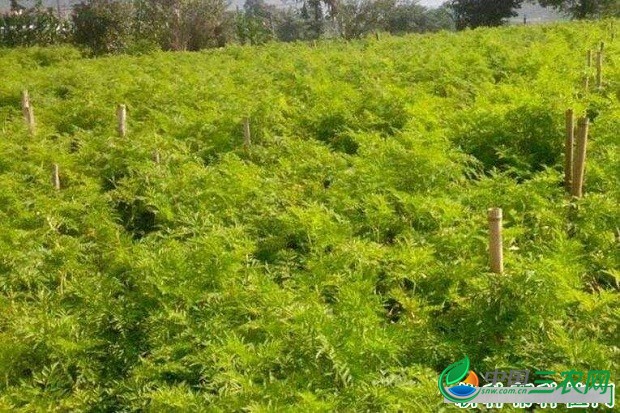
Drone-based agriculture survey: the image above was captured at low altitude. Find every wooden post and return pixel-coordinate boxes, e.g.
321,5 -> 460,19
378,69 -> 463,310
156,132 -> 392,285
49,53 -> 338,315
152,150 -> 160,164
571,118 -> 589,198
488,208 -> 503,274
59,272 -> 66,295
586,50 -> 592,67
243,117 -> 251,148
21,90 -> 29,109
117,104 -> 127,137
564,109 -> 574,192
596,51 -> 603,89
52,163 -> 60,190
22,90 -> 35,135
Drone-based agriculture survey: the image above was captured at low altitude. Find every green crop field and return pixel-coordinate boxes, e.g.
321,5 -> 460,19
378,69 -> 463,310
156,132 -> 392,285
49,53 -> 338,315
0,19 -> 618,412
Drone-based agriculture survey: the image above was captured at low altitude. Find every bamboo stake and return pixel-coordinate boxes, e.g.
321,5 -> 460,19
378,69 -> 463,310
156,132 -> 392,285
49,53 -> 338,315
564,109 -> 574,192
571,117 -> 589,198
21,90 -> 29,108
596,51 -> 603,89
243,117 -> 251,148
52,163 -> 60,190
117,104 -> 127,137
25,105 -> 35,135
21,90 -> 35,135
59,272 -> 66,295
488,208 -> 503,274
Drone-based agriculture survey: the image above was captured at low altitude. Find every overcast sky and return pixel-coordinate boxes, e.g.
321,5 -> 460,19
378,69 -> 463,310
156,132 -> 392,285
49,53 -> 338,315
419,0 -> 445,6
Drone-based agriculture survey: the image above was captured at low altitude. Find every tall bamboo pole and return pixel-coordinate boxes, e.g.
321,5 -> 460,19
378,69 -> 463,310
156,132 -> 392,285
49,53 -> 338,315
564,109 -> 574,192
52,163 -> 60,190
22,90 -> 35,135
488,208 -> 503,274
117,104 -> 127,137
596,51 -> 603,89
243,117 -> 251,148
571,118 -> 589,198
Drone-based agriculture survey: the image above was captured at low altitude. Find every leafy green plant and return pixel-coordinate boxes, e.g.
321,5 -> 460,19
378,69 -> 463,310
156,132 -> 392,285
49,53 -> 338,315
0,19 -> 618,412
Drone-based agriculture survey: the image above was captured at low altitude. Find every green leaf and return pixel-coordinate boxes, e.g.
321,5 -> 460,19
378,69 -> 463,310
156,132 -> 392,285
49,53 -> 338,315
445,357 -> 470,386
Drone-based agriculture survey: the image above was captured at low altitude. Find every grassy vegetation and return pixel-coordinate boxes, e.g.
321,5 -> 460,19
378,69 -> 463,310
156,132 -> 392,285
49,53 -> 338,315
0,20 -> 618,411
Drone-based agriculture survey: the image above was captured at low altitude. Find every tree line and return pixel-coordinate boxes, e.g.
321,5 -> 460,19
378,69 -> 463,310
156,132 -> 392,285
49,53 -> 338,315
1,0 -> 617,55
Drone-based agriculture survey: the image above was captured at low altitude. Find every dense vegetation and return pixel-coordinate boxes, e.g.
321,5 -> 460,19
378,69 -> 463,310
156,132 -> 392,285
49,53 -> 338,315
539,0 -> 619,19
1,0 -> 455,53
0,20 -> 618,411
2,0 -> 618,55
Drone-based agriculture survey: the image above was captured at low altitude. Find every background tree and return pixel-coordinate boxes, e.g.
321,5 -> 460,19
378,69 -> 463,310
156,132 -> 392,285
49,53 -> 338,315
537,0 -> 619,18
300,0 -> 326,39
134,0 -> 229,51
448,0 -> 524,30
183,0 -> 230,49
385,2 -> 454,34
2,0 -> 464,53
385,1 -> 430,34
314,0 -> 454,40
425,5 -> 456,31
235,0 -> 277,45
335,0 -> 395,39
1,2 -> 69,47
72,0 -> 135,55
10,0 -> 26,12
274,8 -> 308,42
